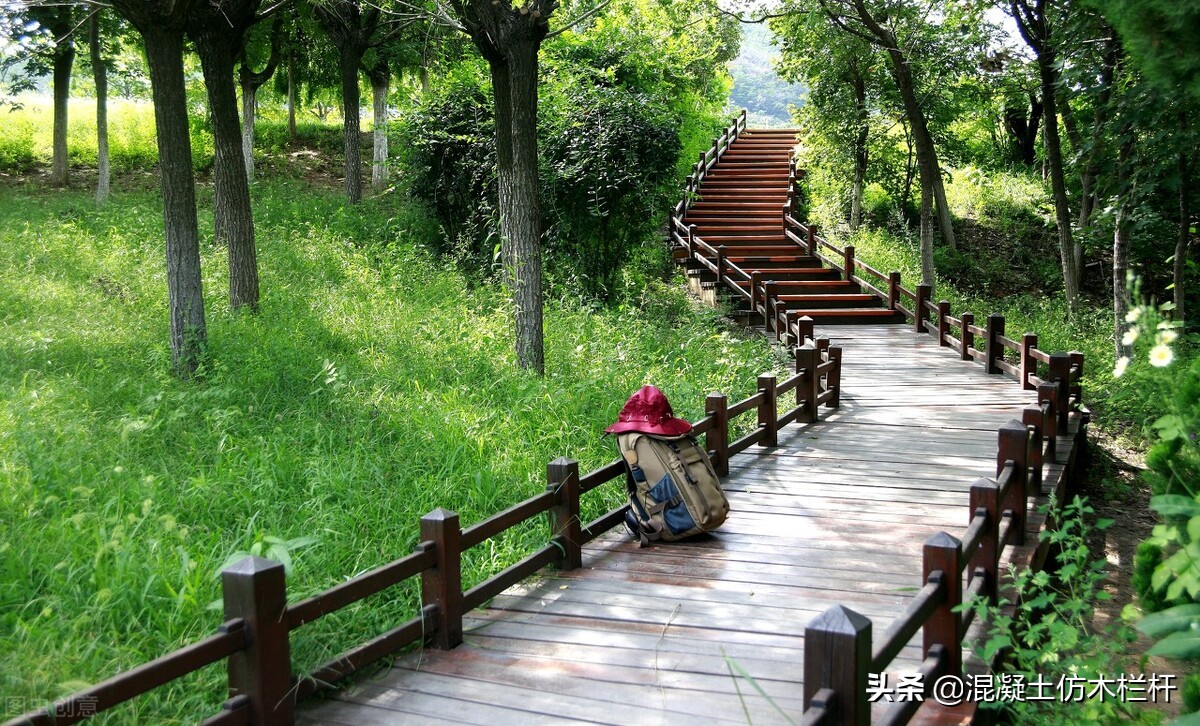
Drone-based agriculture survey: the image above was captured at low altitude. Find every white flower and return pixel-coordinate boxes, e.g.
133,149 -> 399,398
1113,356 -> 1130,378
1125,308 -> 1142,323
1149,344 -> 1175,368
1121,328 -> 1139,346
1159,329 -> 1179,345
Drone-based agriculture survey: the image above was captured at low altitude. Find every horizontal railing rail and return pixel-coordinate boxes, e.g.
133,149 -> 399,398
8,340 -> 844,726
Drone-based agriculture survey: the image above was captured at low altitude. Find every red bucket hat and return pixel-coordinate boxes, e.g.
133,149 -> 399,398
604,385 -> 693,437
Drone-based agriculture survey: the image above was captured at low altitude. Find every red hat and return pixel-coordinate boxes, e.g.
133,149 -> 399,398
604,385 -> 692,437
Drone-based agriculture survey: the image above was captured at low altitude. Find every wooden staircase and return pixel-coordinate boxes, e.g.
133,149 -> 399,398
675,127 -> 905,327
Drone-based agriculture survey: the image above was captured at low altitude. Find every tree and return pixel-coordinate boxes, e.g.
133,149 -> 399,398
1008,0 -> 1083,313
238,13 -> 283,180
443,0 -> 564,374
774,7 -> 882,230
810,0 -> 965,285
109,0 -> 207,375
313,0 -> 413,203
89,9 -> 110,203
187,0 -> 266,312
19,3 -> 79,186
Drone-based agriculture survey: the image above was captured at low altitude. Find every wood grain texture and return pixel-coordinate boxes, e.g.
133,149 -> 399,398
300,322 -> 1079,724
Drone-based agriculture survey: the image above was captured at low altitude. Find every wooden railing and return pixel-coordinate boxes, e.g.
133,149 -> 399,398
6,346 -> 844,726
797,361 -> 1083,724
672,109 -> 749,222
781,200 -> 1084,416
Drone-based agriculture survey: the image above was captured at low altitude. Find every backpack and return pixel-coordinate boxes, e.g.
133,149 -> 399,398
617,432 -> 730,546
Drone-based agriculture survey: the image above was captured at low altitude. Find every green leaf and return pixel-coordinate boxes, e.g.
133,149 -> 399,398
1151,495 -> 1200,517
1153,414 -> 1188,441
1138,604 -> 1200,638
1146,628 -> 1200,660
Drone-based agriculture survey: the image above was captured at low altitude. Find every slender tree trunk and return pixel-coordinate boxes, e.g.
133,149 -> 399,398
195,29 -> 260,312
143,26 -> 206,375
338,44 -> 363,203
918,169 -> 935,287
850,72 -> 867,231
503,40 -> 544,374
1038,52 -> 1081,312
900,117 -> 915,215
887,48 -> 955,250
490,60 -> 516,289
91,14 -> 110,204
1178,152 -> 1192,321
240,72 -> 257,180
1113,134 -> 1135,359
51,39 -> 75,186
420,64 -> 431,95
369,60 -> 389,192
287,51 -> 298,139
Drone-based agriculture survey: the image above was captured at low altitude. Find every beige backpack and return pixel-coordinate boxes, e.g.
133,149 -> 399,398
617,432 -> 729,546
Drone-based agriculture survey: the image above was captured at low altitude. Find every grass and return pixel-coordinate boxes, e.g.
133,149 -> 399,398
0,176 -> 787,722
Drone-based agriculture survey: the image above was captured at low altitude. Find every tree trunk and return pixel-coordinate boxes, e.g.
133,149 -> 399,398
503,40 -> 544,374
1038,52 -> 1081,312
143,26 -> 207,375
1178,152 -> 1192,321
369,60 -> 389,193
241,77 -> 257,180
420,64 -> 431,95
1113,134 -> 1135,359
918,165 -> 935,287
338,44 -> 363,203
91,13 -> 110,204
195,28 -> 260,312
887,47 -> 955,250
849,72 -> 867,231
490,59 -> 516,289
51,37 -> 75,187
287,51 -> 297,139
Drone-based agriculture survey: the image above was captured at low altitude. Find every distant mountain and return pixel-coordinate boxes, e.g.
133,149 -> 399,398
728,23 -> 805,128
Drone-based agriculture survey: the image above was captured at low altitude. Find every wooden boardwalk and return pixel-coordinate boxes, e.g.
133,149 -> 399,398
300,324 -> 1062,725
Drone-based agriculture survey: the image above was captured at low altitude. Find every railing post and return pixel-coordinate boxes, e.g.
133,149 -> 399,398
798,343 -> 820,422
716,245 -> 727,283
222,557 -> 295,726
960,312 -> 975,361
750,271 -> 761,318
784,311 -> 800,348
764,281 -> 778,331
985,314 -> 1005,374
1038,382 -> 1058,458
843,245 -> 855,282
687,224 -> 697,263
758,374 -> 778,448
420,508 -> 463,649
806,224 -> 817,257
827,346 -> 843,408
1049,353 -> 1072,433
914,284 -> 931,333
546,458 -> 582,571
706,392 -> 729,477
796,315 -> 815,348
773,299 -> 786,342
1022,406 -> 1044,496
1021,333 -> 1038,390
1070,351 -> 1085,411
923,533 -> 963,679
803,605 -> 872,726
997,421 -> 1029,546
968,478 -> 1000,604
936,301 -> 950,347
887,272 -> 900,310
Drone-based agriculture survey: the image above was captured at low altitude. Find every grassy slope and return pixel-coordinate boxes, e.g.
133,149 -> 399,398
0,178 -> 785,722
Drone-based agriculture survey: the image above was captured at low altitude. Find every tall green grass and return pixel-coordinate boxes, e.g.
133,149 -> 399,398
0,182 -> 785,722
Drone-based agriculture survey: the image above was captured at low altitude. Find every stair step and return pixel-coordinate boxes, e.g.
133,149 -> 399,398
699,245 -> 804,256
690,202 -> 786,210
779,294 -> 881,309
783,308 -> 906,323
685,208 -> 784,218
